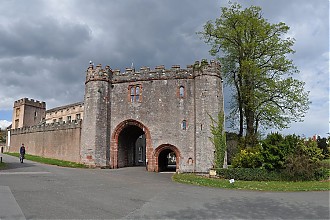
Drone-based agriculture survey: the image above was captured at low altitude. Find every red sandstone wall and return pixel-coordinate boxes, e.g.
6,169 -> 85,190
9,121 -> 81,163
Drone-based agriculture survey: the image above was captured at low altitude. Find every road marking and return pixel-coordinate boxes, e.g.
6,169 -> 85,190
0,172 -> 50,175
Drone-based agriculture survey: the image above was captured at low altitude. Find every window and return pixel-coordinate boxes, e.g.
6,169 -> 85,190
15,108 -> 20,117
76,114 -> 81,120
129,85 -> 142,103
182,120 -> 187,130
179,86 -> 185,98
53,119 -> 56,123
67,116 -> 71,122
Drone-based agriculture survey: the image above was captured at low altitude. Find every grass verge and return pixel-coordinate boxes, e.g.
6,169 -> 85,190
4,152 -> 87,168
0,162 -> 6,169
172,173 -> 330,191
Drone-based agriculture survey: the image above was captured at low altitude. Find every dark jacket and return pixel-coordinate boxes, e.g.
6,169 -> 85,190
20,146 -> 25,155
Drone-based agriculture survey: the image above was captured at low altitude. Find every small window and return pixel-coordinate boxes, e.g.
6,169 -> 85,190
53,119 -> 56,123
182,120 -> 187,130
76,114 -> 81,120
34,111 -> 37,117
179,86 -> 185,98
15,119 -> 19,129
16,108 -> 20,117
129,85 -> 142,103
67,116 -> 71,122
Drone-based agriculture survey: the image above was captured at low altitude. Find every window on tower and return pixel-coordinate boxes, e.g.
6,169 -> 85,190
129,84 -> 142,103
178,85 -> 185,98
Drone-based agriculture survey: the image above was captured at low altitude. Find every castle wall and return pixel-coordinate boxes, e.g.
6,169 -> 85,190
111,77 -> 196,171
9,120 -> 82,163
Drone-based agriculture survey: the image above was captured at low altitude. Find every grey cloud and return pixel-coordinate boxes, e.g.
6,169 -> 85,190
0,17 -> 91,59
0,0 -> 328,136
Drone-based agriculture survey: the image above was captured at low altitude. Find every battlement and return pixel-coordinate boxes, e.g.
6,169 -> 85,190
86,60 -> 221,84
11,119 -> 82,135
85,64 -> 113,83
14,98 -> 46,108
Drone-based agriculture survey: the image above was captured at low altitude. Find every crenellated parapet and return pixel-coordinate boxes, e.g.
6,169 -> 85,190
14,98 -> 46,108
112,59 -> 221,83
87,59 -> 221,84
85,64 -> 113,84
11,119 -> 82,135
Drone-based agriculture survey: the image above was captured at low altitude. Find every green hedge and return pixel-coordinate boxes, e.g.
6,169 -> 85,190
215,168 -> 283,181
214,167 -> 329,181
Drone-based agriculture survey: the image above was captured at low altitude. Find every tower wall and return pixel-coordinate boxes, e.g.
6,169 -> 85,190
193,61 -> 223,172
80,64 -> 112,167
12,98 -> 46,129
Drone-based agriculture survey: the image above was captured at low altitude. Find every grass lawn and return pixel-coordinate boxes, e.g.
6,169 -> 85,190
0,162 -> 6,169
173,173 -> 330,191
4,152 -> 87,168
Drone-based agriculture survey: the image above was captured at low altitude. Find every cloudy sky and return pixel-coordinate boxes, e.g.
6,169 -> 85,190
0,0 -> 328,137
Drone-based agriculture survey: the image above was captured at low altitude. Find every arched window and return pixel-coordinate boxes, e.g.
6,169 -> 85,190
130,87 -> 135,102
179,86 -> 185,98
182,120 -> 187,130
129,84 -> 142,103
135,86 -> 140,102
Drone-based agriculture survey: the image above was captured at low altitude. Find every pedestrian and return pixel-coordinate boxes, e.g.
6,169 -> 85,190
20,143 -> 25,163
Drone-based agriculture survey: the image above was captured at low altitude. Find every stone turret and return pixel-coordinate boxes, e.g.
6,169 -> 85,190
193,60 -> 223,172
80,64 -> 112,167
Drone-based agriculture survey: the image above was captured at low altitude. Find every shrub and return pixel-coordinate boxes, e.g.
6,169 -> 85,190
231,146 -> 263,168
215,167 -> 283,181
260,133 -> 294,170
283,152 -> 326,181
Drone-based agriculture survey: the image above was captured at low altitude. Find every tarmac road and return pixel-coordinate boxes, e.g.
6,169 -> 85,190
0,154 -> 329,219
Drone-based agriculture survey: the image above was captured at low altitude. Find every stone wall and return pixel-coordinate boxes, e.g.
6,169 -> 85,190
9,120 -> 82,163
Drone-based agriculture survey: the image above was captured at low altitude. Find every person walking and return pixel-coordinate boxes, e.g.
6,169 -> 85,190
19,143 -> 25,163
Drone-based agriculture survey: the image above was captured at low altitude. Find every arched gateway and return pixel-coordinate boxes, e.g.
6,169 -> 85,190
154,144 -> 180,172
111,119 -> 154,170
111,119 -> 181,172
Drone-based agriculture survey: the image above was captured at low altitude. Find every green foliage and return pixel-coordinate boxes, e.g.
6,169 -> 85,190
231,146 -> 263,168
0,128 -> 6,143
215,167 -> 282,181
317,136 -> 330,159
260,133 -> 295,170
284,153 -> 326,181
199,3 -> 310,143
173,173 -> 330,191
210,111 -> 226,168
5,153 -> 87,168
230,133 -> 328,181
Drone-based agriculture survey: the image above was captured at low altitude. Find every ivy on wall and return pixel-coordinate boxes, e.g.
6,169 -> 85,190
209,110 -> 226,168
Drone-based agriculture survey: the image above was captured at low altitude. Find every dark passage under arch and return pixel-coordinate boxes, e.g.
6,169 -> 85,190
158,149 -> 176,172
117,125 -> 146,168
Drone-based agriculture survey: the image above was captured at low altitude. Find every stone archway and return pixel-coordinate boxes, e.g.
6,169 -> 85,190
154,144 -> 181,172
111,119 -> 153,170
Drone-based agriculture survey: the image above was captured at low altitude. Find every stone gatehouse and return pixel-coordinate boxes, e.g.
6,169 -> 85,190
8,60 -> 223,172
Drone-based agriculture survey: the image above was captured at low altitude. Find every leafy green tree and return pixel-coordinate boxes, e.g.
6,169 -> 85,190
199,3 -> 310,146
317,136 -> 329,159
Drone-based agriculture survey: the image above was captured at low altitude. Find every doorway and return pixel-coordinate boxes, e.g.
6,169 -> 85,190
117,125 -> 146,167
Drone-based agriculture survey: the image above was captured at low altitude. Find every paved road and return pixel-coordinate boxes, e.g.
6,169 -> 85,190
0,154 -> 329,219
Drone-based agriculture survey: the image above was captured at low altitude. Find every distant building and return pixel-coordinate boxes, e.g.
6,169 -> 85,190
8,60 -> 223,172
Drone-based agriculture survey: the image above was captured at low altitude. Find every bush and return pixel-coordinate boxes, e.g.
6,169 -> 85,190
260,133 -> 297,170
231,146 -> 263,168
284,145 -> 327,181
215,167 -> 283,181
